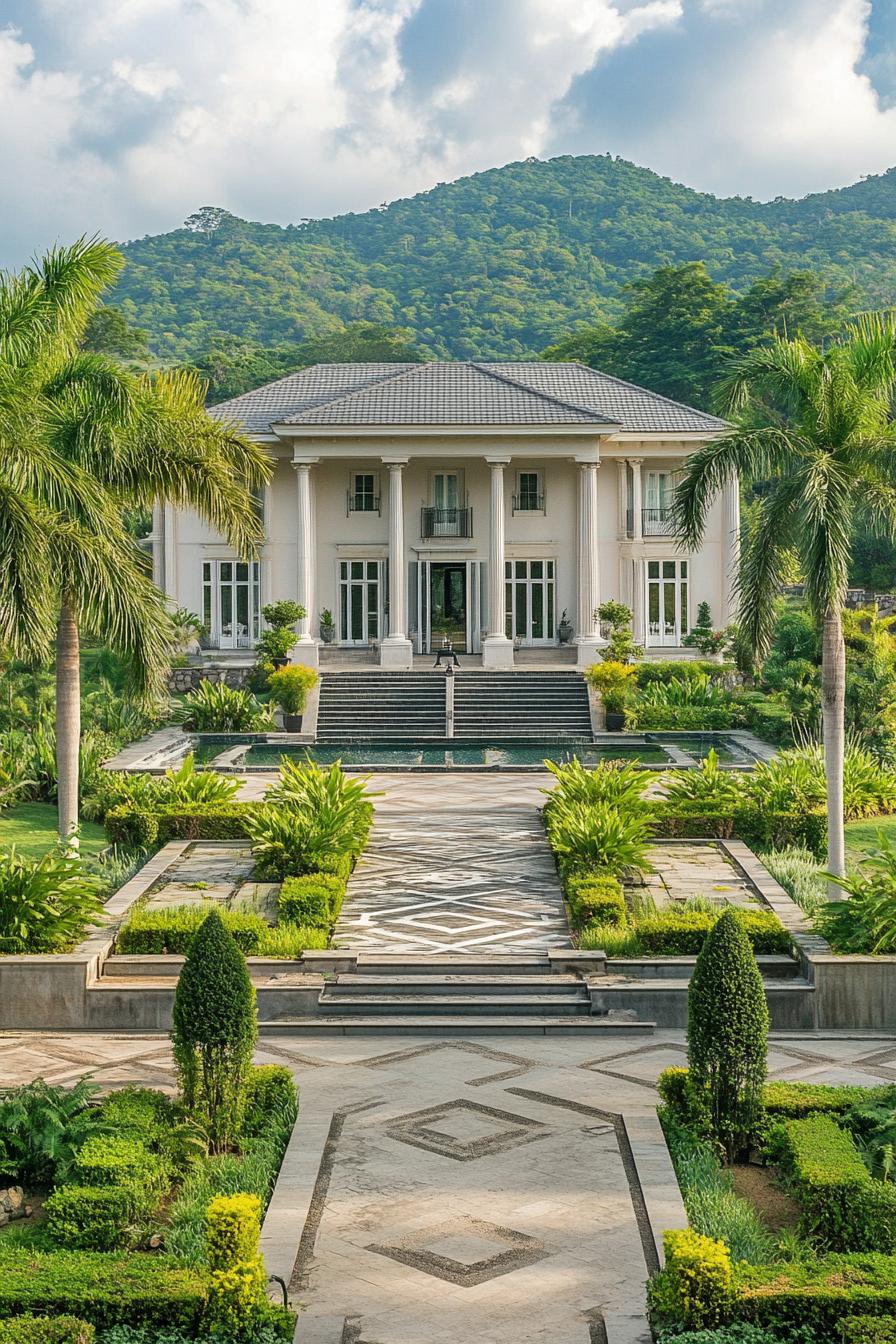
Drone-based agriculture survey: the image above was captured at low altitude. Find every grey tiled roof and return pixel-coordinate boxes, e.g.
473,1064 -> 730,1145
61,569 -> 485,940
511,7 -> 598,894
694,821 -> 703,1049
210,361 -> 726,434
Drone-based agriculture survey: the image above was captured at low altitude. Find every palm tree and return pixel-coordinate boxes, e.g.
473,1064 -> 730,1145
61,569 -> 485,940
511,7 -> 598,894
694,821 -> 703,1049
673,315 -> 896,889
0,239 -> 271,841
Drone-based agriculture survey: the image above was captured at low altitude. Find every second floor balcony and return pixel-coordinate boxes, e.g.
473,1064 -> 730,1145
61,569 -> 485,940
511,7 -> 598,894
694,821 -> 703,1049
421,505 -> 473,538
626,507 -> 675,537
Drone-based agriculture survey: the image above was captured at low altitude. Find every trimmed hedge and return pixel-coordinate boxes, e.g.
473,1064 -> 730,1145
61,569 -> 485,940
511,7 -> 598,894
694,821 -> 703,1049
653,802 -> 827,857
105,802 -> 259,848
565,874 -> 626,930
45,1186 -> 141,1252
633,705 -> 739,731
0,1247 -> 206,1329
0,1319 -> 93,1343
278,873 -> 345,928
768,1116 -> 896,1254
736,1254 -> 896,1333
70,1136 -> 167,1196
117,906 -> 270,956
765,1082 -> 896,1120
841,1317 -> 896,1342
243,1065 -> 298,1139
636,909 -> 791,956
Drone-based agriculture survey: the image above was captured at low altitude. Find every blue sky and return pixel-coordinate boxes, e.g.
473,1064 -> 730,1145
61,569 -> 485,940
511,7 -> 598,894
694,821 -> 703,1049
1,0 -> 895,268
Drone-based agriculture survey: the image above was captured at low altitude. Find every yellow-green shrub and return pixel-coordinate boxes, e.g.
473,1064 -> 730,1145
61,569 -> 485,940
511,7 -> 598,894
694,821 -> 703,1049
205,1194 -> 267,1337
648,1228 -> 734,1332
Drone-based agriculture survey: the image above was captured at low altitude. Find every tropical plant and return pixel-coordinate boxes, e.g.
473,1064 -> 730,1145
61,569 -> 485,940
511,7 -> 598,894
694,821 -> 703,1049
171,910 -> 258,1153
245,806 -> 358,881
543,756 -> 651,815
759,846 -> 826,917
0,846 -> 105,953
0,238 -> 271,845
267,664 -> 318,716
663,749 -> 745,812
638,675 -> 731,710
0,1077 -> 104,1185
747,742 -> 896,821
264,757 -> 375,848
175,682 -> 273,733
584,660 -> 638,715
96,755 -> 240,817
674,316 -> 896,890
544,796 -> 653,876
687,910 -> 769,1160
815,835 -> 896,953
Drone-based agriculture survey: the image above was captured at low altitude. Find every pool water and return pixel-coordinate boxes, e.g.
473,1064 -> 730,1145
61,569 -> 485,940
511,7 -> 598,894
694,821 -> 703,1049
241,741 -> 682,768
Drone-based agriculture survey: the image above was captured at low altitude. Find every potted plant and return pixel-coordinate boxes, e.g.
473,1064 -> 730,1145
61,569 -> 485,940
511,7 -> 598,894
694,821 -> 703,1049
259,600 -> 306,668
596,600 -> 642,664
319,608 -> 336,643
683,602 -> 730,662
558,610 -> 573,644
268,664 -> 319,731
585,659 -> 638,730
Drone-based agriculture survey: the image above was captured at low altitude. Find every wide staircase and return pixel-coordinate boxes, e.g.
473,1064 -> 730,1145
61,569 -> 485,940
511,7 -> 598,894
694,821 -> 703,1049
316,671 -> 445,740
453,671 -> 591,740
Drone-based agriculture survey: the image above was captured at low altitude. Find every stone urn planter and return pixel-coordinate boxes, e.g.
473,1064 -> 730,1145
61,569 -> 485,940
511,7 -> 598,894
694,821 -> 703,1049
283,713 -> 304,732
558,611 -> 573,644
604,710 -> 626,731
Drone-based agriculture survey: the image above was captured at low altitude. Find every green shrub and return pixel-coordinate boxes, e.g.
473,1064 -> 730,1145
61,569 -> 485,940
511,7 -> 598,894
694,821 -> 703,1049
764,1082 -> 895,1121
635,660 -> 734,686
544,796 -> 653,876
175,682 -> 272,733
245,807 -> 356,881
648,1228 -> 734,1332
117,905 -> 270,956
204,1194 -> 268,1338
841,1317 -> 896,1342
242,1065 -> 298,1140
738,696 -> 795,745
267,665 -> 318,715
278,873 -> 344,927
664,750 -> 746,812
759,846 -> 826,917
45,1185 -> 141,1251
636,908 -> 791,956
584,659 -> 638,715
70,1135 -> 167,1194
815,836 -> 896,953
172,911 -> 258,1153
543,756 -> 650,815
662,1329 -> 816,1344
635,704 -> 740,731
735,1253 -> 896,1333
254,924 -> 328,958
0,1246 -> 206,1329
747,744 -> 896,823
95,1087 -> 175,1142
0,1317 -> 94,1343
104,801 -> 259,848
653,800 -> 828,857
0,845 -> 105,953
767,1115 -> 896,1253
565,874 -> 626,929
688,910 -> 769,1160
93,757 -> 239,820
0,1078 -> 104,1186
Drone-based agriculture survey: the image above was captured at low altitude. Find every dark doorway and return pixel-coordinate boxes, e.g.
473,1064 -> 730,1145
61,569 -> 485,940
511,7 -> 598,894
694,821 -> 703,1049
429,563 -> 467,650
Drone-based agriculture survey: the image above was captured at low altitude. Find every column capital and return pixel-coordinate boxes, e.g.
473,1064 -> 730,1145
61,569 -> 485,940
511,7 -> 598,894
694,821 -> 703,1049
626,456 -> 644,467
382,456 -> 409,468
484,455 -> 512,467
573,454 -> 601,467
291,456 -> 319,469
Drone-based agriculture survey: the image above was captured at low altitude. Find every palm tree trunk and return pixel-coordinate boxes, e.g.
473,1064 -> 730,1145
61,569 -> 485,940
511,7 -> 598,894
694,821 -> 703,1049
822,603 -> 846,895
56,596 -> 81,849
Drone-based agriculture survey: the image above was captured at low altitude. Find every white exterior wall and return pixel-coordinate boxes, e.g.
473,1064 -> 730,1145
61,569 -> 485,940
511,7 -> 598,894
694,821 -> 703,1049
157,435 -> 732,657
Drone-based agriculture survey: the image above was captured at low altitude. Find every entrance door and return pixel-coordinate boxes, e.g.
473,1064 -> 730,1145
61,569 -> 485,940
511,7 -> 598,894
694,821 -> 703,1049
203,560 -> 261,649
429,562 -> 467,650
339,560 -> 381,645
505,559 -> 556,644
646,558 -> 688,646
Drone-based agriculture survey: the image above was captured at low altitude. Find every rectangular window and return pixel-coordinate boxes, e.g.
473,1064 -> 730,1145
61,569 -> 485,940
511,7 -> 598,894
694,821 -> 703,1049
504,558 -> 557,645
339,559 -> 381,644
514,471 -> 544,512
350,473 -> 378,512
646,558 -> 688,648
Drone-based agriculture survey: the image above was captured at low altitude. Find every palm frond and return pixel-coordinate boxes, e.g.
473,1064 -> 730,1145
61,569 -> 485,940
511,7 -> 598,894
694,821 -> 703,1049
671,426 -> 803,549
735,483 -> 800,658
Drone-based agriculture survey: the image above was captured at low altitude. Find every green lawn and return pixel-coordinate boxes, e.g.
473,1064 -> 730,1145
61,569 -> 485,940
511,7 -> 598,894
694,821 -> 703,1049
0,803 -> 106,859
845,814 -> 896,862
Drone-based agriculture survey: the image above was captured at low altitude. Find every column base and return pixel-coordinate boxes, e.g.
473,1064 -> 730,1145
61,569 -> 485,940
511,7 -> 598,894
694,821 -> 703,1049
291,638 -> 320,670
481,635 -> 515,670
379,637 -> 414,669
575,637 -> 607,670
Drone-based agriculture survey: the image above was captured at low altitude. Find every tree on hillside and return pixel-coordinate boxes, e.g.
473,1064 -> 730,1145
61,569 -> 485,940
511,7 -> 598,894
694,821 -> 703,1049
82,305 -> 152,365
0,238 -> 270,841
673,316 -> 896,888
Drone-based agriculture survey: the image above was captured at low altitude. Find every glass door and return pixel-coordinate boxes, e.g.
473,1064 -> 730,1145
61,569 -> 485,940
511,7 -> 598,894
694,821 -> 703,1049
203,561 -> 261,649
429,562 -> 466,649
430,471 -> 461,537
504,559 -> 556,645
646,559 -> 688,646
339,560 -> 381,645
644,471 -> 673,534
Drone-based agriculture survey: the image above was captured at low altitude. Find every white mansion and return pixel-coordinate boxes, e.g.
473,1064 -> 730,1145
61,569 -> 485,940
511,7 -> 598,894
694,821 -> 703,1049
151,361 -> 736,669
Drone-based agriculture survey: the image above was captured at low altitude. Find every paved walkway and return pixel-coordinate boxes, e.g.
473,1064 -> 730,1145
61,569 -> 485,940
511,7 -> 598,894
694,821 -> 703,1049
4,1030 -> 896,1344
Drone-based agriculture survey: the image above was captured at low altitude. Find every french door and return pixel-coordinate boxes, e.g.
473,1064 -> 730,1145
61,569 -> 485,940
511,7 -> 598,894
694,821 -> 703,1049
505,559 -> 556,645
646,558 -> 688,646
339,560 -> 382,645
644,471 -> 674,534
202,560 -> 261,649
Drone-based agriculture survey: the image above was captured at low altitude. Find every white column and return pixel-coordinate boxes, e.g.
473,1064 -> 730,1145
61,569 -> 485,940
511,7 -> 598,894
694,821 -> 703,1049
616,460 -> 629,538
162,503 -> 177,601
632,557 -> 646,646
575,457 -> 606,668
722,474 -> 741,624
482,457 -> 514,668
292,458 -> 319,668
380,457 -> 413,668
150,502 -> 164,591
629,457 -> 644,541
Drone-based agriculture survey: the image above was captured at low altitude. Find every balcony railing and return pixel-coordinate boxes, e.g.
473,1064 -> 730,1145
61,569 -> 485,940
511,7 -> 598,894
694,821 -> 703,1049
347,491 -> 380,515
626,507 -> 675,537
421,506 -> 473,538
512,492 -> 545,513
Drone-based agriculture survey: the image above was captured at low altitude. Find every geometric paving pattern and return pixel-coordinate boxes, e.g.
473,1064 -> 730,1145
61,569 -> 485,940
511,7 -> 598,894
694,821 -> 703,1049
334,808 -> 572,954
368,1215 -> 548,1285
382,1098 -> 551,1162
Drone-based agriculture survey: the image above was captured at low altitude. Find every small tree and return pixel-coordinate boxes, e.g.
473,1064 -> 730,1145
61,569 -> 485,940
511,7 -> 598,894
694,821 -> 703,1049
171,910 -> 258,1152
687,910 -> 768,1160
596,600 -> 642,664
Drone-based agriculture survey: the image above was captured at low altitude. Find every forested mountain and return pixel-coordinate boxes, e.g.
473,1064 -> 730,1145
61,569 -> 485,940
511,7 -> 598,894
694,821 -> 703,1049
112,154 -> 896,364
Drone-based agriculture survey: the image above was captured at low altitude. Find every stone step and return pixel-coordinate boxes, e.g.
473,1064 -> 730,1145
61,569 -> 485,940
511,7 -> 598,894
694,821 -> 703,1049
606,954 -> 802,981
318,994 -> 591,1016
258,1016 -> 655,1035
352,954 -> 556,975
326,974 -> 584,994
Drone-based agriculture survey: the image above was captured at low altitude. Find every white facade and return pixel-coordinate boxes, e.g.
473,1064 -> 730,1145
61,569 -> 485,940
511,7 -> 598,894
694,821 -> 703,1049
151,363 -> 737,669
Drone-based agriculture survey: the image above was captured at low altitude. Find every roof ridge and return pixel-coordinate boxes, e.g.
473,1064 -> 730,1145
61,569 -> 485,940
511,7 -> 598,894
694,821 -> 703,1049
278,360 -> 435,422
546,361 -> 728,426
470,361 -> 620,424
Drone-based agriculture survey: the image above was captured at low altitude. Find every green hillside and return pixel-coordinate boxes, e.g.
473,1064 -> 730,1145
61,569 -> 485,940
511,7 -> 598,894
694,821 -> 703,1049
113,154 -> 896,362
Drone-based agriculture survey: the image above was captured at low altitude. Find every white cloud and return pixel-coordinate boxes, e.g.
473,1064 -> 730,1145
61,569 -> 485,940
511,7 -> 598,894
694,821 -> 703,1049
0,0 -> 894,269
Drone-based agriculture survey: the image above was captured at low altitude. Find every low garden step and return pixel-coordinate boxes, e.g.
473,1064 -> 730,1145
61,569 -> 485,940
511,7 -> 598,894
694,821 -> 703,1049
257,1015 -> 656,1035
317,993 -> 591,1016
324,974 -> 583,994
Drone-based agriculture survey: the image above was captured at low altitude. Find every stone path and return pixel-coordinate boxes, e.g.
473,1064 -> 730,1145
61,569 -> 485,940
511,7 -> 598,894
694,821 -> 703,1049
333,805 -> 571,955
630,842 -> 761,911
5,1030 -> 896,1344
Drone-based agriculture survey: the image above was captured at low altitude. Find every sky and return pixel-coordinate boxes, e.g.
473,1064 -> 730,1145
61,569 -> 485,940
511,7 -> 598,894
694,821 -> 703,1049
1,0 -> 896,268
